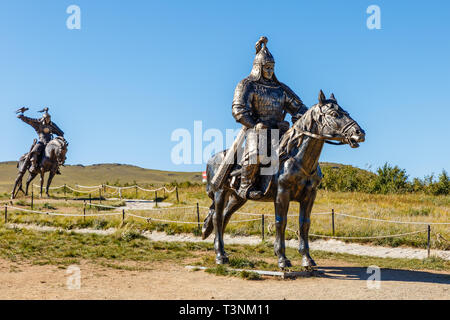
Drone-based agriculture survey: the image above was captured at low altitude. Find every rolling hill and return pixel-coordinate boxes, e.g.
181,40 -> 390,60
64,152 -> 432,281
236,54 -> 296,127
0,161 -> 371,193
0,162 -> 202,192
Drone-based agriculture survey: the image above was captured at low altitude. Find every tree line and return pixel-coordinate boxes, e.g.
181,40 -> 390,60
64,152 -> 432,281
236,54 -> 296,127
319,163 -> 449,195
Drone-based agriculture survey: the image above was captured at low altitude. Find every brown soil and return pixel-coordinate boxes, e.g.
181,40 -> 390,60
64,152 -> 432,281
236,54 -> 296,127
1,258 -> 448,300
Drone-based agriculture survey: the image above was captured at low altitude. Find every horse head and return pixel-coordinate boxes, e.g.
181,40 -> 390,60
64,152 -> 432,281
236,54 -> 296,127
297,90 -> 365,147
280,90 -> 365,159
48,136 -> 69,167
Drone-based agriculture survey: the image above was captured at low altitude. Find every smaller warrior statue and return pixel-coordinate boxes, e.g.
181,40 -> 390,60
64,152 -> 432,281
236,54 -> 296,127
17,107 -> 65,174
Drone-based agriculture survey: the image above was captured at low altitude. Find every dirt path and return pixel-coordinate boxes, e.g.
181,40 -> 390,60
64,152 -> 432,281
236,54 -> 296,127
0,258 -> 448,300
7,223 -> 450,260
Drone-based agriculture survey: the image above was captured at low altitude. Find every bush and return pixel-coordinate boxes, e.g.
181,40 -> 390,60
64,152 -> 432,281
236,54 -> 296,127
319,163 -> 448,195
371,163 -> 409,194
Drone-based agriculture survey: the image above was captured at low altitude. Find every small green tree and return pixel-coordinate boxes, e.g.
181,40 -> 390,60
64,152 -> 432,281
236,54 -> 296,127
431,170 -> 449,195
372,163 -> 409,194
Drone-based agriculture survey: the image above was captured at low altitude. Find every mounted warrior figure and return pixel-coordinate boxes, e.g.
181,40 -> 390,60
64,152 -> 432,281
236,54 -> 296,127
11,108 -> 68,199
219,36 -> 308,200
204,36 -> 366,269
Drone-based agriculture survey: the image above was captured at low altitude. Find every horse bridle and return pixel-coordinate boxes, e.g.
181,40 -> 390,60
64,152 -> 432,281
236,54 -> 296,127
298,104 -> 357,146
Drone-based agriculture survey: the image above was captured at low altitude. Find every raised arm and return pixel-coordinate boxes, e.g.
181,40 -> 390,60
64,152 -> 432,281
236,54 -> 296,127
17,114 -> 40,131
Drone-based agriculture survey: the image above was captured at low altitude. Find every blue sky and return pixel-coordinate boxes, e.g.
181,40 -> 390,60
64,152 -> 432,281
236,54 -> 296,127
1,0 -> 449,179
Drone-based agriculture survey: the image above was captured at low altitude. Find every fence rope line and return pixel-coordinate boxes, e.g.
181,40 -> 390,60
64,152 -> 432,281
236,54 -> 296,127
285,226 -> 428,240
65,186 -> 101,194
103,184 -> 177,193
7,206 -> 121,217
334,212 -> 450,225
127,212 -> 260,224
33,184 -> 65,190
76,184 -> 103,189
197,206 -> 331,217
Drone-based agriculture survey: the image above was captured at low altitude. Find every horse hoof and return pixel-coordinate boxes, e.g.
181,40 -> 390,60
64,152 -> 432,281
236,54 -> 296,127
278,258 -> 292,269
216,255 -> 229,265
301,256 -> 317,268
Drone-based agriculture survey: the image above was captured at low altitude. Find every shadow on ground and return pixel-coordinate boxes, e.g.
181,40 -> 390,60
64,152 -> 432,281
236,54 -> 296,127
318,266 -> 450,285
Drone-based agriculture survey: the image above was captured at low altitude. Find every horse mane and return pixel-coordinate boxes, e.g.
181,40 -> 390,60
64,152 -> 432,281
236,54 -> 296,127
278,105 -> 317,161
45,136 -> 68,157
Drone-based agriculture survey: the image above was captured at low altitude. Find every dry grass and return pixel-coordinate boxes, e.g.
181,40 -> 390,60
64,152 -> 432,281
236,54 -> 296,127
1,186 -> 449,250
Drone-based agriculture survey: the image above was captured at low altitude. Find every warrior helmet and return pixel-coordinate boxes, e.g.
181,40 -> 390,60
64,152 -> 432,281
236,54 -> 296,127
249,36 -> 278,81
253,36 -> 275,66
39,107 -> 51,123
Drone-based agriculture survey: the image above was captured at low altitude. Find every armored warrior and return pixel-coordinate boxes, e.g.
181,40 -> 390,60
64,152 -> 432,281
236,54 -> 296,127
232,36 -> 308,199
17,108 -> 64,174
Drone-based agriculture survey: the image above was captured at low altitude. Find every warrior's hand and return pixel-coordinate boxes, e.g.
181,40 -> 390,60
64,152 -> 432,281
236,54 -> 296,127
255,122 -> 268,130
277,121 -> 290,132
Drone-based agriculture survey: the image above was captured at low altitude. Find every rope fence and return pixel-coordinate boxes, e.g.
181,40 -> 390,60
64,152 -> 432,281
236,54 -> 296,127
29,183 -> 181,205
4,186 -> 449,258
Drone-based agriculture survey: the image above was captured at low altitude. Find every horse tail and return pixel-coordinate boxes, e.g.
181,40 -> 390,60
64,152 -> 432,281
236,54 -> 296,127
202,154 -> 223,240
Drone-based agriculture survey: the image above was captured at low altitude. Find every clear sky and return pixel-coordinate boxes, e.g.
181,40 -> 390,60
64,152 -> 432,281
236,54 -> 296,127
1,0 -> 449,179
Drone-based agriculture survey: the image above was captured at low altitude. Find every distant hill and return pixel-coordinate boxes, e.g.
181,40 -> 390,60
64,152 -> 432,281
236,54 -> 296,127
0,161 -> 371,193
0,162 -> 202,192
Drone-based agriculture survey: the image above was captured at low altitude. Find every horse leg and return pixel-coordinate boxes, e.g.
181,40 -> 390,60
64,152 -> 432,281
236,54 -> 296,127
274,187 -> 291,269
213,189 -> 229,264
299,188 -> 317,269
25,172 -> 38,196
222,193 -> 246,234
11,172 -> 25,199
46,171 -> 56,197
39,172 -> 44,198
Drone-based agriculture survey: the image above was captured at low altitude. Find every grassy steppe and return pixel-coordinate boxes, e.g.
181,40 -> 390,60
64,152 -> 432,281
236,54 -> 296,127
1,184 -> 448,250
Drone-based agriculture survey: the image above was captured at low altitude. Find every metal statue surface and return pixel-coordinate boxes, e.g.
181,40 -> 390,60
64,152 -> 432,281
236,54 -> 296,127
203,37 -> 365,269
11,108 -> 68,199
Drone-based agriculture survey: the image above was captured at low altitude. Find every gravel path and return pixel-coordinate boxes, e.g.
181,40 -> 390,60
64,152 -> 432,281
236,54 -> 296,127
6,223 -> 449,261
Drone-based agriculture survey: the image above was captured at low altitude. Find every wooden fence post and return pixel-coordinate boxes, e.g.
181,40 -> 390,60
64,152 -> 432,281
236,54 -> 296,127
196,203 -> 200,234
83,201 -> 86,222
4,205 -> 7,223
332,208 -> 335,236
261,214 -> 265,241
122,209 -> 125,222
89,193 -> 92,209
135,186 -> 138,199
155,191 -> 158,208
31,189 -> 34,210
99,187 -> 102,204
176,186 -> 179,203
427,225 -> 431,258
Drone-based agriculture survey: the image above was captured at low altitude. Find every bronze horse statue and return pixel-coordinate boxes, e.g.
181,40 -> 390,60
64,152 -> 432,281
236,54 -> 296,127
202,91 -> 365,269
11,136 -> 68,199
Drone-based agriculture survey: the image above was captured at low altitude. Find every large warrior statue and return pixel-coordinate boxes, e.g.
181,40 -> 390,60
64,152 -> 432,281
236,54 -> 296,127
229,36 -> 308,199
11,108 -> 68,198
204,36 -> 365,268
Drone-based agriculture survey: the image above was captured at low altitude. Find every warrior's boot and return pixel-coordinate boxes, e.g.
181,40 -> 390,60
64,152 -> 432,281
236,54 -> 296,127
29,153 -> 38,173
237,163 -> 263,200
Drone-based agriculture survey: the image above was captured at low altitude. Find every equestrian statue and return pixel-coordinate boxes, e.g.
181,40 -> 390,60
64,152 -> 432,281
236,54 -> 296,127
11,108 -> 68,199
202,37 -> 366,269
